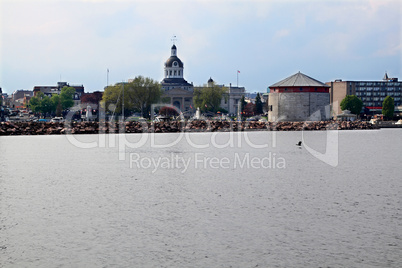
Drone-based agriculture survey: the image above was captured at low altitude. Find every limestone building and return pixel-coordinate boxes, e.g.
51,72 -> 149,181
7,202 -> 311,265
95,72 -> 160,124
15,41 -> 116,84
161,45 -> 194,112
268,72 -> 330,121
194,78 -> 245,115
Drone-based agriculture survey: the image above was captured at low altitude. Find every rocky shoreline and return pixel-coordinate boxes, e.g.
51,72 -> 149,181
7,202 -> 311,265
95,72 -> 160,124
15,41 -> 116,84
0,120 -> 379,136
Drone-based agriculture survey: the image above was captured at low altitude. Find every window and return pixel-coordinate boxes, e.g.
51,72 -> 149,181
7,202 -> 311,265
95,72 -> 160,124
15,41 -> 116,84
178,71 -> 181,76
174,70 -> 176,76
169,70 -> 172,76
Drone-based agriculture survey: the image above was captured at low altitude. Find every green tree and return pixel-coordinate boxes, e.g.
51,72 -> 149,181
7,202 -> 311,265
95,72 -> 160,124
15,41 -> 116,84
239,95 -> 246,114
51,94 -> 63,117
340,95 -> 363,115
193,82 -> 227,113
126,76 -> 163,118
59,86 -> 76,110
255,93 -> 263,114
382,96 -> 394,120
40,95 -> 55,115
29,93 -> 43,113
29,92 -> 55,115
101,76 -> 162,118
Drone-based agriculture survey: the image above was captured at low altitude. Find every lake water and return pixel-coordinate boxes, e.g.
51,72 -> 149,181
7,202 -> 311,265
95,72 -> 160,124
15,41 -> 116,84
0,129 -> 401,267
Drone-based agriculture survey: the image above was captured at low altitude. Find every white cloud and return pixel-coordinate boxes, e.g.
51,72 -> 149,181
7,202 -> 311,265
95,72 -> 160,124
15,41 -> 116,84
0,0 -> 400,93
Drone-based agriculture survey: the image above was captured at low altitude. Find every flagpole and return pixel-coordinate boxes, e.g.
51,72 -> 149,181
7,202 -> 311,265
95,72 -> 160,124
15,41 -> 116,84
107,68 -> 109,87
237,70 -> 239,87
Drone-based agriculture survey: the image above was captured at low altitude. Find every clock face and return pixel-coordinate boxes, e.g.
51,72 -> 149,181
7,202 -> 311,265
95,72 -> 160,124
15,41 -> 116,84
173,61 -> 178,66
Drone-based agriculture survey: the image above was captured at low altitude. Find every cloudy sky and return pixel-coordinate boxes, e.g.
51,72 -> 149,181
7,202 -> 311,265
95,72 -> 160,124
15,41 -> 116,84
0,0 -> 401,94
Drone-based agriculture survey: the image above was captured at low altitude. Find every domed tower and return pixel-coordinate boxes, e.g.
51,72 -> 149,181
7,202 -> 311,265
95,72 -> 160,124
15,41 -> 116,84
161,44 -> 194,113
161,44 -> 193,92
207,77 -> 214,87
164,45 -> 184,79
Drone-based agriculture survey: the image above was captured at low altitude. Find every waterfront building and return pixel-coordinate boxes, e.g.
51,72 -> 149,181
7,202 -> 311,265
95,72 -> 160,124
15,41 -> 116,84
33,82 -> 84,106
268,72 -> 330,121
10,90 -> 34,109
161,45 -> 194,113
198,78 -> 245,115
326,73 -> 402,115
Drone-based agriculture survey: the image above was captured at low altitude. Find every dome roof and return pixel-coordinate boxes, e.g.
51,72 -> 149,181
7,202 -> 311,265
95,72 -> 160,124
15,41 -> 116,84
165,56 -> 183,68
208,77 -> 214,83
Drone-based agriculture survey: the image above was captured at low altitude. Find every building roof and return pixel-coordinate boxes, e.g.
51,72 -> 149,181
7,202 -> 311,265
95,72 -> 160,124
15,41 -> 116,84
270,71 -> 329,88
165,56 -> 184,68
161,78 -> 193,87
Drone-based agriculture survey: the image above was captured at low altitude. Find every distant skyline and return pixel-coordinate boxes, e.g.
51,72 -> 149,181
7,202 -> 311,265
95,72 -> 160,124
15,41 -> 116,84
1,0 -> 401,94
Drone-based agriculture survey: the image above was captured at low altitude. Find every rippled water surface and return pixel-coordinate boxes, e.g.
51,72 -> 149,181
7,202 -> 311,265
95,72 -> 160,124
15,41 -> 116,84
0,129 -> 401,267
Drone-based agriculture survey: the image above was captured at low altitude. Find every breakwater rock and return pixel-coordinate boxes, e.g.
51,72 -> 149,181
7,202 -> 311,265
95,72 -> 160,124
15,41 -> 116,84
0,120 -> 378,136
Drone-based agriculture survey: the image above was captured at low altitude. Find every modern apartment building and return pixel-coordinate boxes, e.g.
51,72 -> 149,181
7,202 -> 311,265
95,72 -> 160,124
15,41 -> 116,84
327,73 -> 401,115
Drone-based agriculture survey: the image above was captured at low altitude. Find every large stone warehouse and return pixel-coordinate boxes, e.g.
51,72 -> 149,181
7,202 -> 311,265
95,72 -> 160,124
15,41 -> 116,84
268,72 -> 330,121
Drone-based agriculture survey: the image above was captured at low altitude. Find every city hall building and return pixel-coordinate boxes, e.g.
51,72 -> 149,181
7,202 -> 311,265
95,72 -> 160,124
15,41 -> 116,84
268,72 -> 330,121
161,44 -> 194,113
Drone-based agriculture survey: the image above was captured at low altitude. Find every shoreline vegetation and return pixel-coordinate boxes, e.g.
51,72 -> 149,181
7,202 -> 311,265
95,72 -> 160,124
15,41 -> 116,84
0,120 -> 379,136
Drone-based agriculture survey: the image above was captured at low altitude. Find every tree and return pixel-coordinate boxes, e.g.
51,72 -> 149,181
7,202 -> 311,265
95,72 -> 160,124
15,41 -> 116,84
243,102 -> 256,117
127,76 -> 162,118
101,76 -> 162,118
159,106 -> 179,117
59,86 -> 76,110
29,93 -> 42,113
28,92 -> 55,115
40,95 -> 55,115
255,93 -> 263,114
382,96 -> 394,120
340,95 -> 363,115
194,82 -> 227,113
239,95 -> 246,114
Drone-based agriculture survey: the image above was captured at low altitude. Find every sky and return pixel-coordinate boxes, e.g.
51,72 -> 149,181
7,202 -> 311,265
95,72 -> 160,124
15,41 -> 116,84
0,0 -> 401,94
